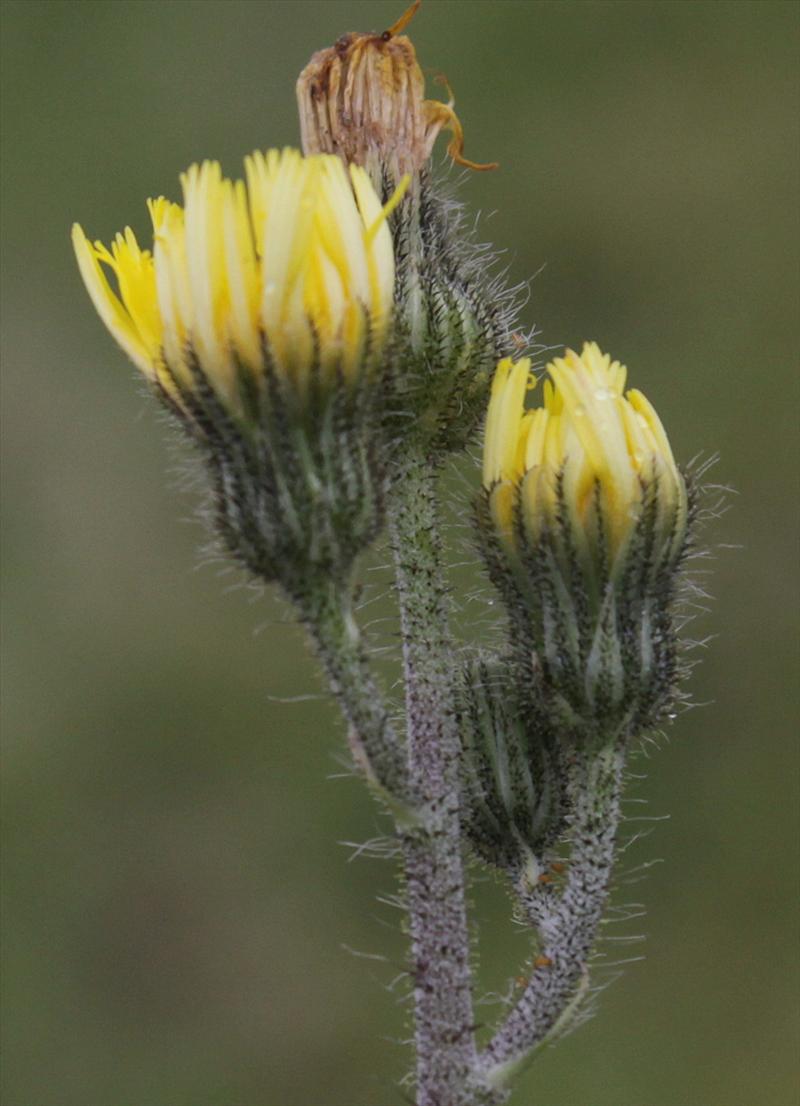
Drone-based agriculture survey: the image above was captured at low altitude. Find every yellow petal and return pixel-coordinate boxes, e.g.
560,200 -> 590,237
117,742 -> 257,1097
222,178 -> 261,372
483,358 -> 530,487
72,223 -> 155,378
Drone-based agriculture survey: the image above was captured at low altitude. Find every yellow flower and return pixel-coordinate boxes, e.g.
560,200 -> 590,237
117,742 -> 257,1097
483,343 -> 687,570
72,149 -> 408,412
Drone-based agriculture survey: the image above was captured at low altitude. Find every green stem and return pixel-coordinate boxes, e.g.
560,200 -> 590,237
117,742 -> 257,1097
301,578 -> 410,802
388,450 -> 483,1106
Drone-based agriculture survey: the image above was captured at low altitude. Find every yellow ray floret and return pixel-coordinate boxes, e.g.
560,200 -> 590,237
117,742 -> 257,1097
483,342 -> 686,562
73,149 -> 409,409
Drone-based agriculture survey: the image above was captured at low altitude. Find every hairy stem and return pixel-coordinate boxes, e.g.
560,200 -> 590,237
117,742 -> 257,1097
480,742 -> 625,1086
389,451 -> 482,1106
301,578 -> 410,801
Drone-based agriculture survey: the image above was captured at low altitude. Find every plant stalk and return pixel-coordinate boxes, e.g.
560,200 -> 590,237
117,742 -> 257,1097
388,450 -> 481,1106
301,577 -> 409,801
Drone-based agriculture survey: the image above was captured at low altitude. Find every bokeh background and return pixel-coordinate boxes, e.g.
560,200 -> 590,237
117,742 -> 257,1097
2,2 -> 798,1104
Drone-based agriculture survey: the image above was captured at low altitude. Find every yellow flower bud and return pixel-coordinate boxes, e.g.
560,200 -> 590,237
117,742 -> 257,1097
478,344 -> 692,741
483,343 -> 687,576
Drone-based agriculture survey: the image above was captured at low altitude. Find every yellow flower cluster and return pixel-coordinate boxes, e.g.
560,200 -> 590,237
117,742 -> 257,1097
483,343 -> 686,567
73,149 -> 407,409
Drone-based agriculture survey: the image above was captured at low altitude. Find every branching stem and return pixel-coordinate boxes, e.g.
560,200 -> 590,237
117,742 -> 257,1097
303,477 -> 626,1105
480,742 -> 626,1086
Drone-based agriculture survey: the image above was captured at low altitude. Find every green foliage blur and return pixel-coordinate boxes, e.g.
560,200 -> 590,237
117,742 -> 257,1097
2,2 -> 798,1104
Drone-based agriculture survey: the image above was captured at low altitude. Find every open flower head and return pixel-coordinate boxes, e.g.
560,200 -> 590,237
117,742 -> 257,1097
72,149 -> 407,420
483,343 -> 687,578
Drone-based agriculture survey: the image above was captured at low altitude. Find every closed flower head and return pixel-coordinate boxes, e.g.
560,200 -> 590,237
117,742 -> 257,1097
457,657 -> 567,881
479,344 -> 693,741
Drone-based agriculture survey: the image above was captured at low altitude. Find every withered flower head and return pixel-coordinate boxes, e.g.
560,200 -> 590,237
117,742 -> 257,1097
297,0 -> 496,180
297,0 -> 512,457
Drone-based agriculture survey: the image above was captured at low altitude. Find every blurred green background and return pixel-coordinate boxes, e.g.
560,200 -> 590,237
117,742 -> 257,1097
2,2 -> 798,1104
